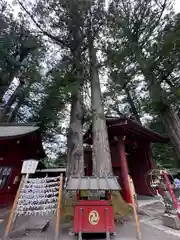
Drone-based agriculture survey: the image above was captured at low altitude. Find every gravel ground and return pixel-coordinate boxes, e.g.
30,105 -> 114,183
6,220 -> 180,240
1,204 -> 180,240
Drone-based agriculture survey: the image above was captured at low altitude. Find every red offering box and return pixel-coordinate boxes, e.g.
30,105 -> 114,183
73,200 -> 115,234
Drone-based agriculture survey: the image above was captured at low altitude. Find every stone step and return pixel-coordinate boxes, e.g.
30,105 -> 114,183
25,219 -> 49,232
10,217 -> 50,238
162,214 -> 180,230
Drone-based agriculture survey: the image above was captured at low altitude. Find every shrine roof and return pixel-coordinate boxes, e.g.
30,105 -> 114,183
0,123 -> 39,139
84,116 -> 169,144
66,176 -> 121,191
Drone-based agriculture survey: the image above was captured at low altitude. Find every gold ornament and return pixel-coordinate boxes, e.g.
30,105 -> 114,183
88,210 -> 99,225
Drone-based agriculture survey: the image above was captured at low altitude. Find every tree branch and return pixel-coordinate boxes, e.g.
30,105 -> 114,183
141,0 -> 167,47
17,0 -> 69,48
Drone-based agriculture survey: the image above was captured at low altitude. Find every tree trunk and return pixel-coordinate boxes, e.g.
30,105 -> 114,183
0,72 -> 16,103
124,87 -> 141,124
163,106 -> 180,160
0,81 -> 25,122
148,76 -> 180,160
88,40 -> 112,177
66,90 -> 84,178
130,42 -> 180,159
149,79 -> 180,160
6,83 -> 31,123
6,100 -> 21,122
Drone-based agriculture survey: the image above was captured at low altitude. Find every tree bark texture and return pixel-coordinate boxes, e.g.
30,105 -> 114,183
162,106 -> 180,160
6,99 -> 21,122
89,41 -> 113,177
124,86 -> 141,124
130,41 -> 180,160
0,72 -> 16,103
148,73 -> 180,160
0,81 -> 24,122
66,90 -> 84,178
6,82 -> 31,122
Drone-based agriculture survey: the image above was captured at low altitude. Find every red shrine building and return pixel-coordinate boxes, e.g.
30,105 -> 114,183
84,117 -> 169,203
0,123 -> 45,206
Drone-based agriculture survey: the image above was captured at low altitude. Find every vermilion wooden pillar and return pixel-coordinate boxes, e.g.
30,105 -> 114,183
118,137 -> 132,203
145,143 -> 156,195
146,143 -> 155,169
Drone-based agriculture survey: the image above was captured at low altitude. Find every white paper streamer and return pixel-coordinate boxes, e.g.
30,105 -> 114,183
27,176 -> 60,183
24,182 -> 59,188
21,186 -> 59,193
17,208 -> 57,216
16,176 -> 60,216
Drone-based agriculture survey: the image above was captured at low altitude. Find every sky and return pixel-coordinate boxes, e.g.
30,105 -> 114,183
175,0 -> 180,12
6,0 -> 180,121
8,0 -> 180,14
5,0 -> 180,158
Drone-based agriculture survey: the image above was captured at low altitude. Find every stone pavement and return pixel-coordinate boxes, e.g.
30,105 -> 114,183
137,195 -> 160,208
138,201 -> 165,218
117,220 -> 180,239
1,202 -> 180,240
0,207 -> 11,238
140,216 -> 180,238
6,220 -> 180,240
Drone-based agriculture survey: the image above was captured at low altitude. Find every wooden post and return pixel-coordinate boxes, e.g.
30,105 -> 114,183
146,143 -> 155,169
4,175 -> 25,239
118,137 -> 131,203
162,170 -> 180,218
55,173 -> 63,240
144,143 -> 156,195
128,175 -> 141,240
13,174 -> 29,226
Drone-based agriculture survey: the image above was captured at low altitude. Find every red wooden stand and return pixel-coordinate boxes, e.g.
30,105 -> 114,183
150,169 -> 180,218
66,176 -> 121,240
74,200 -> 114,236
162,170 -> 180,218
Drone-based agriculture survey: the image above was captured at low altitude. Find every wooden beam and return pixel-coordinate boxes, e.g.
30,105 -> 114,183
55,173 -> 63,240
4,175 -> 25,239
118,137 -> 131,203
128,175 -> 141,240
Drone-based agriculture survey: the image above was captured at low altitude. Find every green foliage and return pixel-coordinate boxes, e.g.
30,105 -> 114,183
0,0 -> 179,167
42,154 -> 67,168
106,0 -> 180,161
106,0 -> 180,112
150,117 -> 179,167
0,7 -> 44,102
